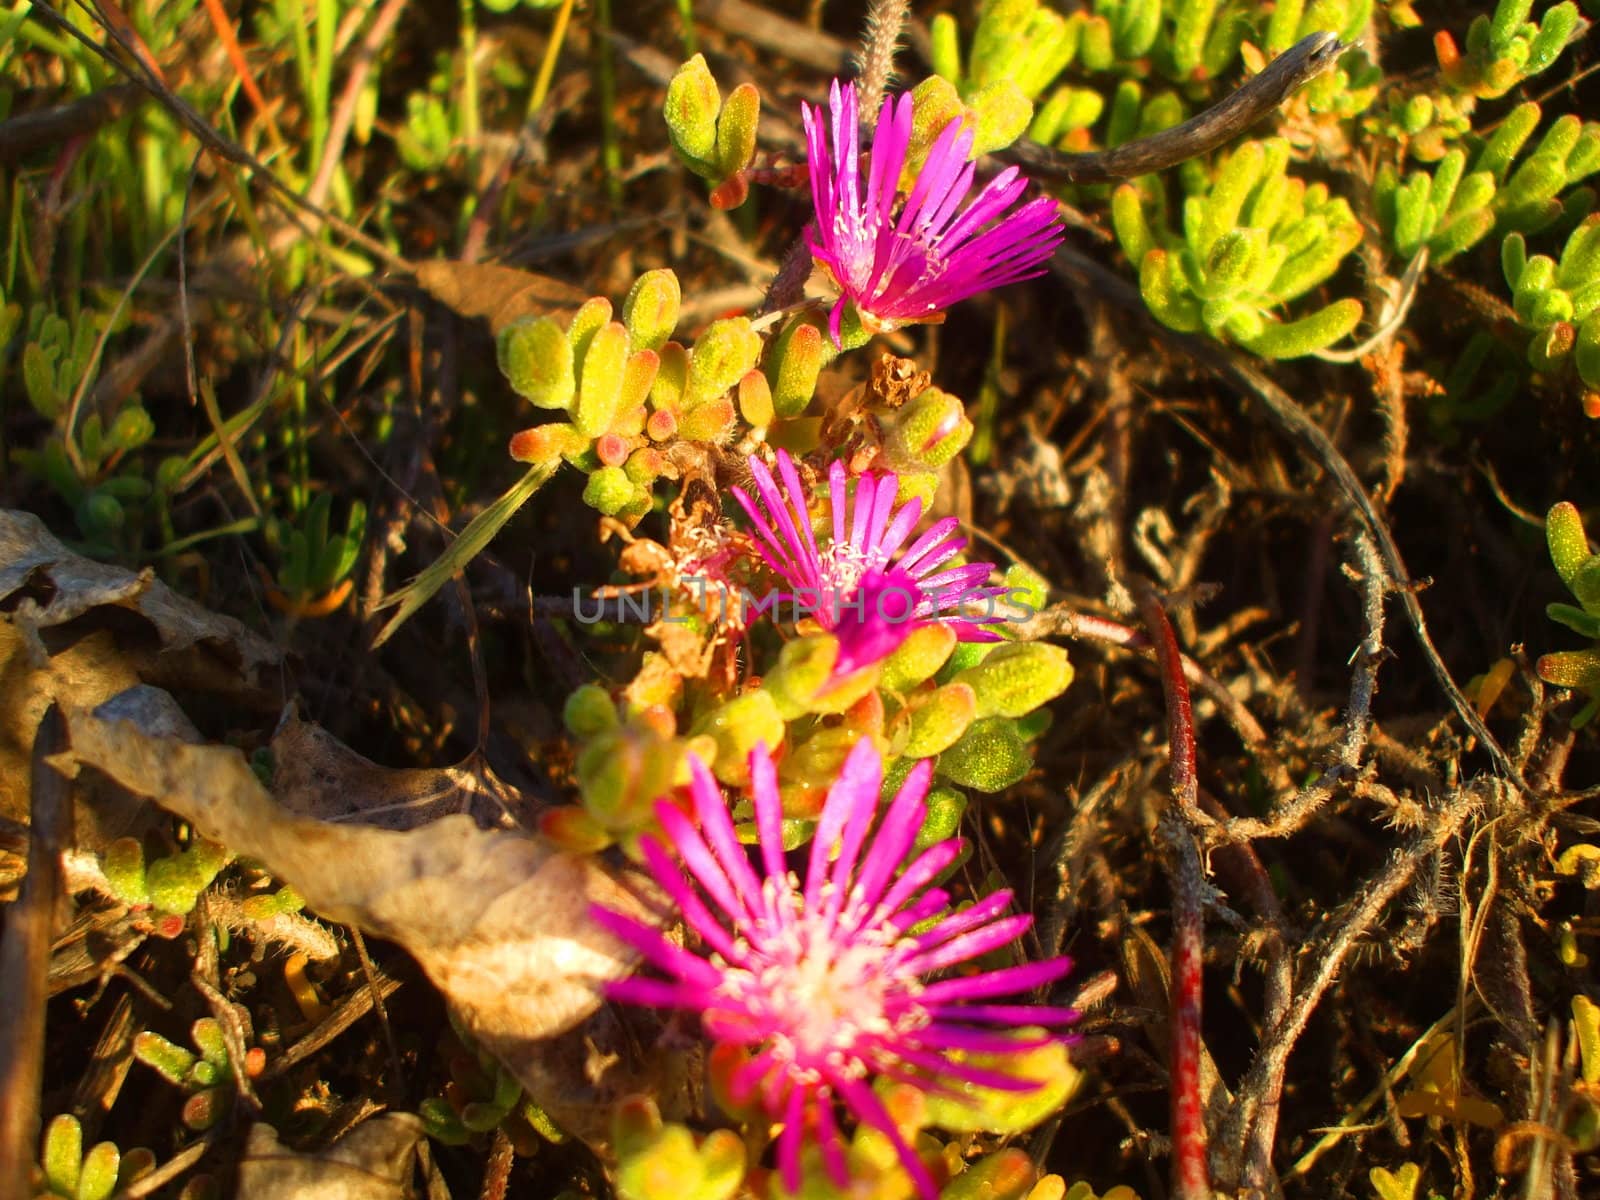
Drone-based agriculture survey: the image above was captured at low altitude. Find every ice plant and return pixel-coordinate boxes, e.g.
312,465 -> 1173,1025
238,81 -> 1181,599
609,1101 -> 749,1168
592,740 -> 1076,1198
731,450 -> 1003,677
802,78 -> 1065,344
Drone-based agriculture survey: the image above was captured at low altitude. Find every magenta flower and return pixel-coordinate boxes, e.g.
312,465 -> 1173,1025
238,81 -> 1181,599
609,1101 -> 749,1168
731,450 -> 1004,678
593,740 -> 1076,1198
802,78 -> 1065,344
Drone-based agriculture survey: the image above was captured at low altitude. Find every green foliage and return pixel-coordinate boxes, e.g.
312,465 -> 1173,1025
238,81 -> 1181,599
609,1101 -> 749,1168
9,298 -> 163,553
264,492 -> 366,606
924,1037 -> 1083,1134
693,689 -> 786,786
419,1019 -> 567,1151
765,315 -> 831,419
37,1115 -> 153,1200
1374,148 -> 1498,263
1502,216 -> 1600,392
1476,103 -> 1600,235
100,836 -> 230,917
936,716 -> 1033,792
1435,0 -> 1584,99
1538,502 -> 1600,725
1114,138 -> 1365,357
623,269 -> 683,354
613,1098 -> 743,1200
883,387 -> 975,474
954,642 -> 1074,720
498,315 -> 576,410
663,55 -> 762,206
133,1017 -> 263,1131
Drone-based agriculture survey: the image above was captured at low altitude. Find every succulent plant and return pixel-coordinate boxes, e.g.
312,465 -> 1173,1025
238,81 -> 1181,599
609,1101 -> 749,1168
1113,138 -> 1364,357
133,1017 -> 265,1131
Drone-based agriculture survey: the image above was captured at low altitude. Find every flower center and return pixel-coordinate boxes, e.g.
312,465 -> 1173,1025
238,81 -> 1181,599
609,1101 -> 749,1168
819,541 -> 869,596
717,896 -> 920,1077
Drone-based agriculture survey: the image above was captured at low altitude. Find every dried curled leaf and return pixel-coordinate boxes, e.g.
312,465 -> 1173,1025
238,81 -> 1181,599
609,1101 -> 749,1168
413,260 -> 585,335
0,508 -> 281,689
237,1115 -> 424,1200
270,708 -> 525,830
61,701 -> 669,1145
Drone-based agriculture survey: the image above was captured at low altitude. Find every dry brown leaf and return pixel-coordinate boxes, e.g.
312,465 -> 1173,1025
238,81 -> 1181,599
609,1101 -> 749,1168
270,708 -> 523,830
0,508 -> 282,695
60,702 -> 674,1146
412,260 -> 585,335
0,623 -> 141,836
237,1115 -> 424,1200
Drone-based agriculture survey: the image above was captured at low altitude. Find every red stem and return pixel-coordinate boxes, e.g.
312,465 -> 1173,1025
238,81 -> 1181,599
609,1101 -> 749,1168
1139,591 -> 1211,1200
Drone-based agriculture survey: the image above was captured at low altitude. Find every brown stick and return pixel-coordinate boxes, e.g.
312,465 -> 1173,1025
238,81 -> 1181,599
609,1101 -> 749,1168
0,83 -> 144,162
1003,33 -> 1345,184
0,704 -> 73,1198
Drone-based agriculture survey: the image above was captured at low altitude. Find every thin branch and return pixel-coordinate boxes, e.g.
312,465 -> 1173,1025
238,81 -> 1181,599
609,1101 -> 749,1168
1002,33 -> 1345,183
1215,781 -> 1490,1186
1049,247 -> 1527,792
0,705 -> 72,1200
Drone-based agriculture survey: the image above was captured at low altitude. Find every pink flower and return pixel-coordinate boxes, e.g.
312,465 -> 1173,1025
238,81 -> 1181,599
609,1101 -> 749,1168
593,740 -> 1076,1198
803,78 -> 1065,344
731,450 -> 1003,678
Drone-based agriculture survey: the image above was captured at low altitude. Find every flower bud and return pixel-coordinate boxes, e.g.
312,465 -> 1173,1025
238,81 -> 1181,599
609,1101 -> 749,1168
695,690 -> 785,785
596,434 -> 630,467
880,623 -> 958,692
766,315 -> 830,417
937,716 -> 1030,792
583,465 -> 638,515
901,682 -> 978,758
497,315 -> 574,410
664,55 -> 720,174
883,386 -> 973,472
574,321 -> 630,438
623,269 -> 682,352
564,684 -> 619,737
954,642 -> 1073,719
685,318 -> 762,409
